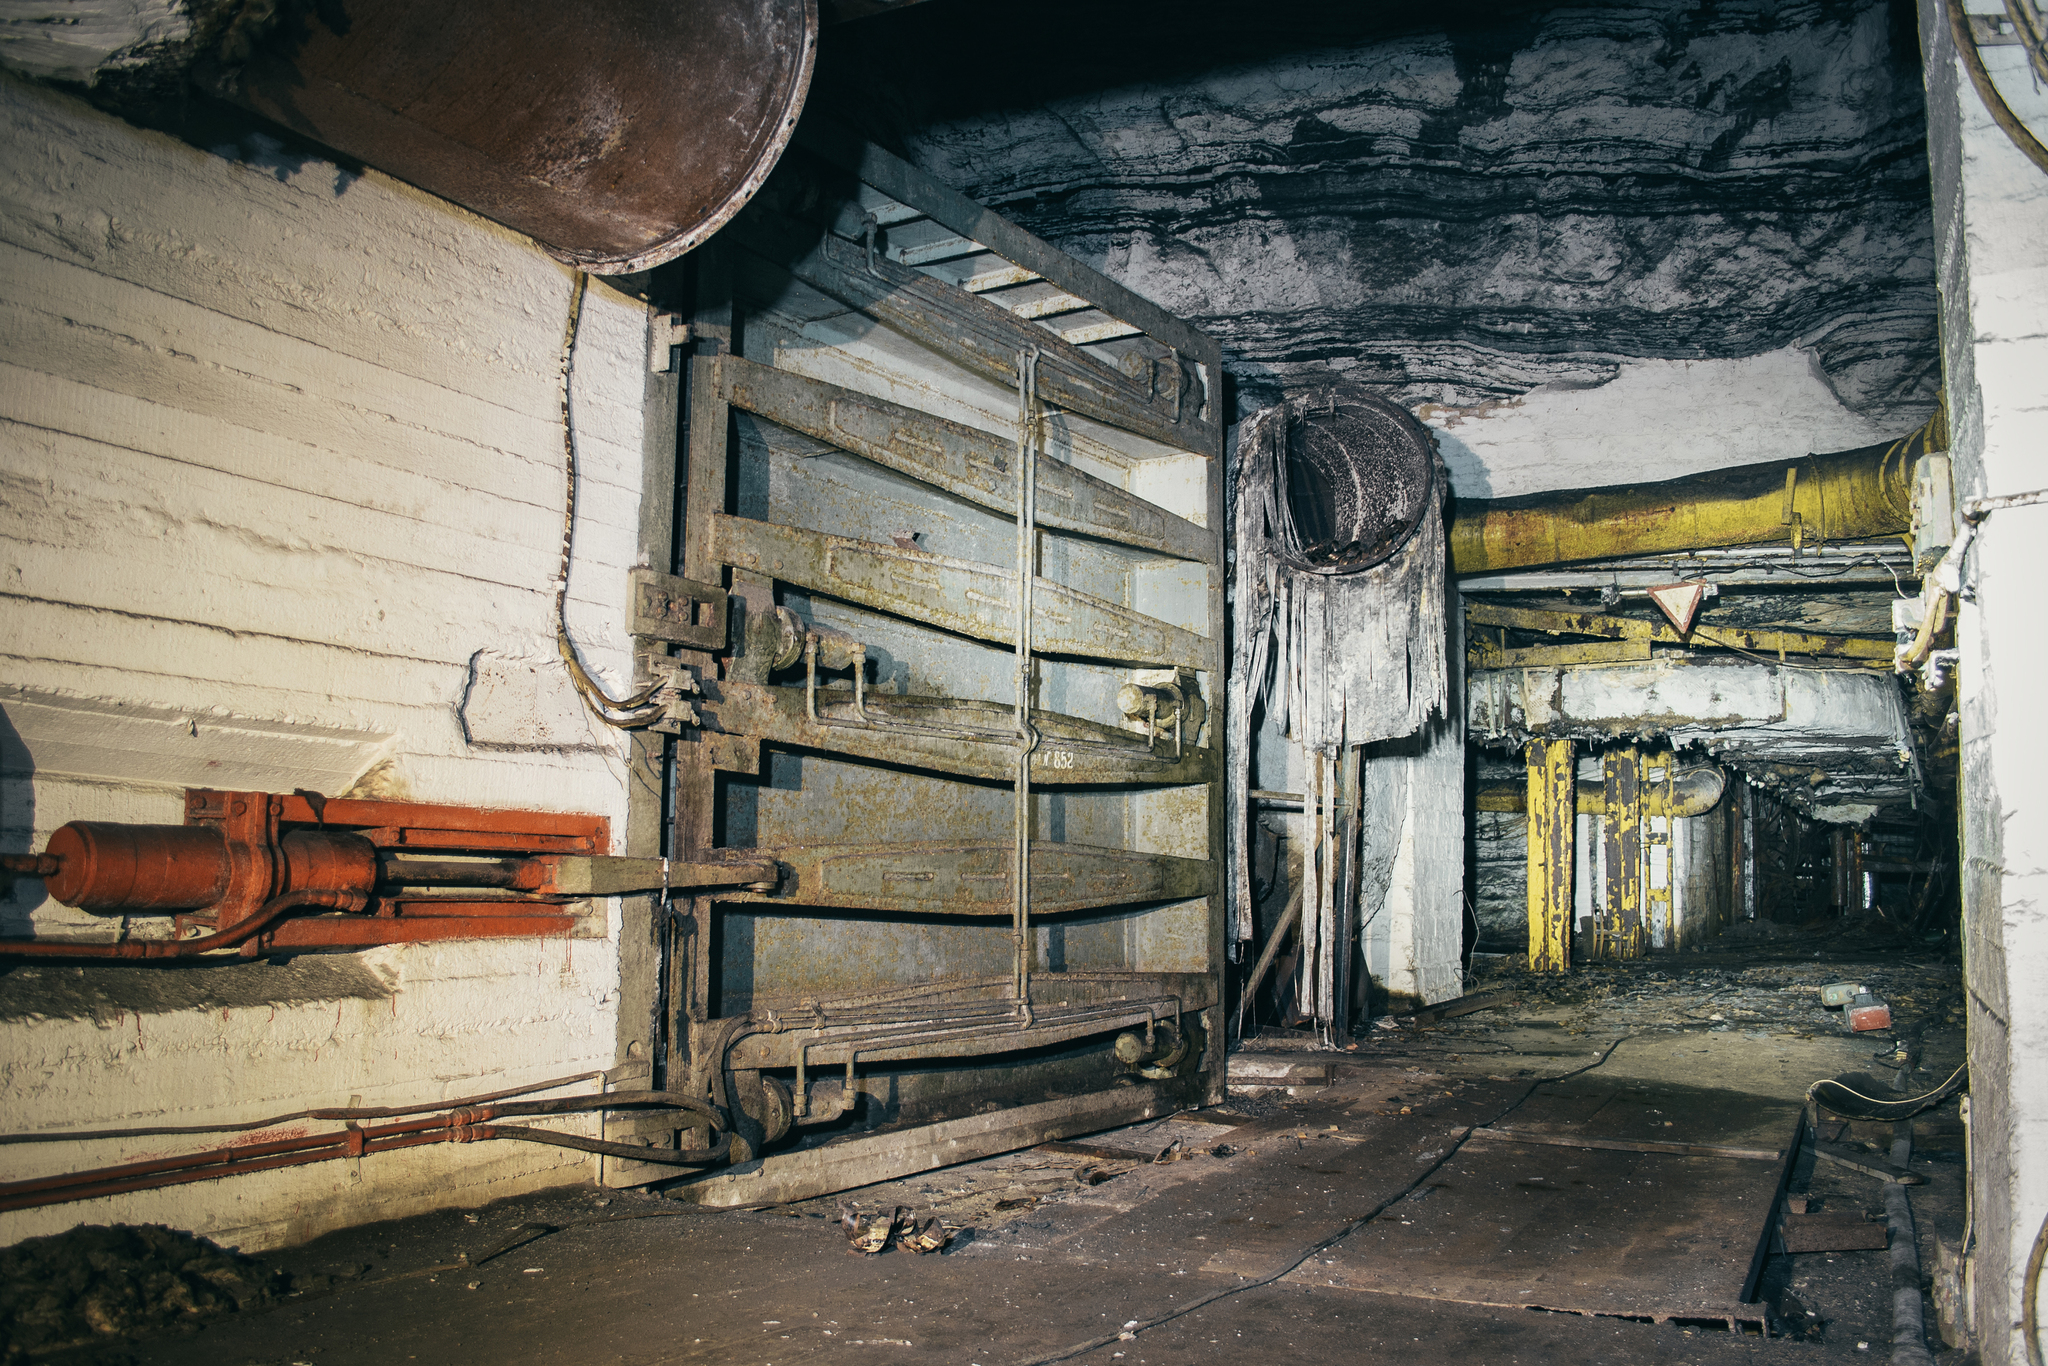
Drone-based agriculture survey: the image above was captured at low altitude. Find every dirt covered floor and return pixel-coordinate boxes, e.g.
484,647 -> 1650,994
11,936 -> 1966,1366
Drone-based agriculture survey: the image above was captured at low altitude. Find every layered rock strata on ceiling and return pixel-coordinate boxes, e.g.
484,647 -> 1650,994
817,0 -> 1939,426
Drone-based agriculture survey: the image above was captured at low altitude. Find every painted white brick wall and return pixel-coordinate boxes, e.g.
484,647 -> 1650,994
0,74 -> 646,1251
1918,4 -> 2048,1359
1357,714 -> 1466,1010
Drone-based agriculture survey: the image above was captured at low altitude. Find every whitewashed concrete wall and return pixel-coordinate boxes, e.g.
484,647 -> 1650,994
1357,713 -> 1465,1010
1918,3 -> 2048,1360
0,74 -> 646,1251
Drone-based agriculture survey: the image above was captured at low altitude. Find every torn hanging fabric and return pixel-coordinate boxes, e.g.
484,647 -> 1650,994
1226,383 -> 1449,1028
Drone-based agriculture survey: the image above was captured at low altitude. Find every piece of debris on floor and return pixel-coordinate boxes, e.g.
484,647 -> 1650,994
0,1223 -> 288,1360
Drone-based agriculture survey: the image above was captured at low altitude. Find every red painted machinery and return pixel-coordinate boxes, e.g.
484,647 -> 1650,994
0,789 -> 773,959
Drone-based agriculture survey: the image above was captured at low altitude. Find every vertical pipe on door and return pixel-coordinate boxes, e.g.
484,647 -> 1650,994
1525,737 -> 1575,973
1300,752 -> 1325,1022
1012,349 -> 1041,1018
680,245 -> 734,1089
1331,742 -> 1361,1037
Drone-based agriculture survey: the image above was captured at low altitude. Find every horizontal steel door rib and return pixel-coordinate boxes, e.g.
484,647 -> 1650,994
716,840 -> 1214,915
709,513 -> 1215,672
719,356 -> 1216,561
701,681 -> 1216,785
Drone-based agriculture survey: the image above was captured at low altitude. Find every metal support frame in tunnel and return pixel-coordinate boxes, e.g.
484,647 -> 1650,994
1601,747 -> 1647,959
1525,738 -> 1575,973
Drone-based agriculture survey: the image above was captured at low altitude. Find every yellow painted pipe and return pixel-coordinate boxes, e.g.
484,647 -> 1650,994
1448,410 -> 1944,575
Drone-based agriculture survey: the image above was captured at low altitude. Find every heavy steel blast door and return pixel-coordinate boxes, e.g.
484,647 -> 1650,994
655,132 -> 1227,1205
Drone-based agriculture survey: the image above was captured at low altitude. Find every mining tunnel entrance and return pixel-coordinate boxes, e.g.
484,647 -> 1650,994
2,0 -> 2035,1361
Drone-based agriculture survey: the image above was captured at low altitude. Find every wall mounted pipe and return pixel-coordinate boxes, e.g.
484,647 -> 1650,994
1448,419 -> 1942,575
200,0 -> 819,273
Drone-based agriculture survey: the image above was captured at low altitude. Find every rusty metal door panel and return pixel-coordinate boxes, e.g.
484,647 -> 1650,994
730,757 -> 1169,859
798,127 -> 1218,374
716,912 -> 1013,1014
663,135 -> 1224,1203
704,682 -> 1217,787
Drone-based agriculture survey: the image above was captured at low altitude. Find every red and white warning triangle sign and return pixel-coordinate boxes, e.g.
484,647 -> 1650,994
1647,581 -> 1707,635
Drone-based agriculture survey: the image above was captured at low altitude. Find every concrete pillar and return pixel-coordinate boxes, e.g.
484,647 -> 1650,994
1918,2 -> 2048,1359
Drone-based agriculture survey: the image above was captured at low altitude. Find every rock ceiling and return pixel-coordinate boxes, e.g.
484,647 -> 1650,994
816,0 -> 1941,483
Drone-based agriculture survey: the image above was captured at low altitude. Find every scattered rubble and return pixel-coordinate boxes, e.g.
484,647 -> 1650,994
0,1223 -> 286,1361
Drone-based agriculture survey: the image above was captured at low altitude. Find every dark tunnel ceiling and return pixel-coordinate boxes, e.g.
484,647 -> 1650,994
812,0 -> 1939,426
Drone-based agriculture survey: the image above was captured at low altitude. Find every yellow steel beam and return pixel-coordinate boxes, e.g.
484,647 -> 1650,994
1469,639 -> 1651,670
1465,601 -> 1895,662
1526,738 -> 1575,974
1448,412 -> 1943,575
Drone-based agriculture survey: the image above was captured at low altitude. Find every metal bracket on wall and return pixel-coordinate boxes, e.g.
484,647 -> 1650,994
630,567 -> 729,650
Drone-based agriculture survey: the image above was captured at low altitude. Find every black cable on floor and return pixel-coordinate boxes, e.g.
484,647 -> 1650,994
1009,1031 -> 1648,1366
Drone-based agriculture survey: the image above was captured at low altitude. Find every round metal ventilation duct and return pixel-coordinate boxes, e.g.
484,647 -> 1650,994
206,0 -> 819,273
1279,384 -> 1439,572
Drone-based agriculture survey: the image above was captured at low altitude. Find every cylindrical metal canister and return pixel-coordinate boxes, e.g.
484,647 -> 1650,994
41,824 -> 231,911
278,831 -> 380,912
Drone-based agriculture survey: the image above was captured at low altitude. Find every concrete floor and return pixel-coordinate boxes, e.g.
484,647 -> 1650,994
43,948 -> 1968,1366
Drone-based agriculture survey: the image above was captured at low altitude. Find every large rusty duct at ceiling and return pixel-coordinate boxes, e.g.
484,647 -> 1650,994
204,0 -> 819,273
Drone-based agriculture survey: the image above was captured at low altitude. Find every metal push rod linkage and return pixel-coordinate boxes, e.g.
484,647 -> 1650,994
0,1087 -> 732,1213
1014,347 -> 1042,1024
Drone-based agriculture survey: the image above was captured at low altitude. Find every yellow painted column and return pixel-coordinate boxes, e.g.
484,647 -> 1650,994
1525,738 -> 1576,973
1601,746 -> 1647,958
